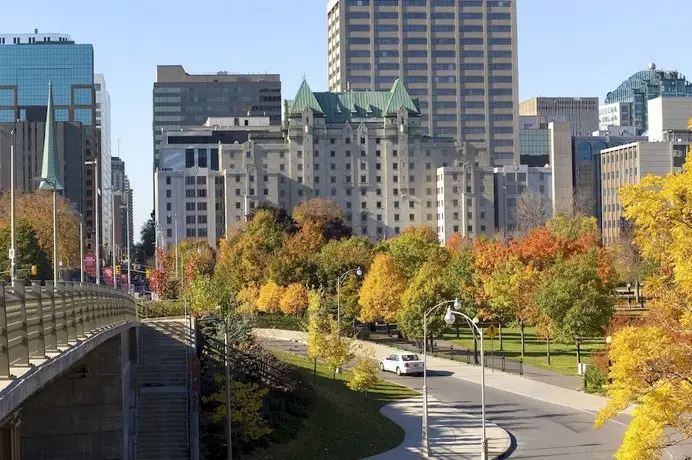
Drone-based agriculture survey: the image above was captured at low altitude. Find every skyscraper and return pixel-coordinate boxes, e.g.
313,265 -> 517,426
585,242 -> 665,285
519,97 -> 599,136
327,0 -> 519,165
94,74 -> 113,258
0,30 -> 102,253
152,65 -> 282,173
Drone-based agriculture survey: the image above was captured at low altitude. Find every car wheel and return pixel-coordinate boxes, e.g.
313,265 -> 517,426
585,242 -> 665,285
380,362 -> 385,372
396,367 -> 402,376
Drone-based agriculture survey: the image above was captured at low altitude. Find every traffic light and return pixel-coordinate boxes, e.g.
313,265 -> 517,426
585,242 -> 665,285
31,265 -> 37,276
115,265 -> 121,276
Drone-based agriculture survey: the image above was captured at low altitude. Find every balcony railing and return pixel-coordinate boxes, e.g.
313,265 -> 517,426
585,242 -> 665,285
0,280 -> 137,379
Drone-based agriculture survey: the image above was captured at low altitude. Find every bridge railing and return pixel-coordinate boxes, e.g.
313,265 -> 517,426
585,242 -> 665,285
0,280 -> 137,379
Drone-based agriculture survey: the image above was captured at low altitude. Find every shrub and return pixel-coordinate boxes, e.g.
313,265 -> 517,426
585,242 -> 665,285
254,314 -> 305,331
585,363 -> 607,394
138,300 -> 185,318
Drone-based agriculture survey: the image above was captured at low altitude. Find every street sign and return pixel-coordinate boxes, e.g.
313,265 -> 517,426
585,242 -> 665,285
485,324 -> 498,338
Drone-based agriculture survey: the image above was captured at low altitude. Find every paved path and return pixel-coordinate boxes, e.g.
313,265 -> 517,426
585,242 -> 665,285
364,396 -> 510,460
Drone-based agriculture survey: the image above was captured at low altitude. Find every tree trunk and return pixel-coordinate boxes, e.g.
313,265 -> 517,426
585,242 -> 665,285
519,322 -> 525,358
313,357 -> 317,385
499,319 -> 503,351
546,337 -> 551,365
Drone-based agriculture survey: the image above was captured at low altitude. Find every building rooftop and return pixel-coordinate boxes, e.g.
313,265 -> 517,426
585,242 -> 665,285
156,65 -> 280,83
605,63 -> 692,104
286,79 -> 420,123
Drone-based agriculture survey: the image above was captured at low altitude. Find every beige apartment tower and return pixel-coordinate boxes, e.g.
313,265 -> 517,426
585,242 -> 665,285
327,0 -> 519,165
519,97 -> 600,136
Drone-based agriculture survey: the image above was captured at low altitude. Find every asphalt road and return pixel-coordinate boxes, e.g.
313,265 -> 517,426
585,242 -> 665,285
259,338 -> 630,459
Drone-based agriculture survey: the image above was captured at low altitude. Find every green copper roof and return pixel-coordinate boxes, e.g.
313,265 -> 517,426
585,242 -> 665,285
39,81 -> 64,191
287,79 -> 420,123
288,80 -> 323,115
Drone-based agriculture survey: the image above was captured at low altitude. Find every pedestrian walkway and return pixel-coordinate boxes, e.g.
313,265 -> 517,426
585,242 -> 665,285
254,328 -> 633,416
363,396 -> 511,460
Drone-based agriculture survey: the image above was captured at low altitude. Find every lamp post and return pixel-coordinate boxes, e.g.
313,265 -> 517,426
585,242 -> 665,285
120,188 -> 131,292
85,158 -> 100,285
79,214 -> 84,283
1,127 -> 17,284
421,297 -> 461,458
444,308 -> 488,460
168,213 -> 179,279
336,266 -> 362,338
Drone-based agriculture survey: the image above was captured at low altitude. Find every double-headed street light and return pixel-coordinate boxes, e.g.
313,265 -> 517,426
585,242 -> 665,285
336,266 -> 362,337
421,297 -> 461,458
444,308 -> 488,460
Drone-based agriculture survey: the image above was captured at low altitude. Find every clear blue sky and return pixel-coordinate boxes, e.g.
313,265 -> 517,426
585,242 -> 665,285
3,0 -> 690,237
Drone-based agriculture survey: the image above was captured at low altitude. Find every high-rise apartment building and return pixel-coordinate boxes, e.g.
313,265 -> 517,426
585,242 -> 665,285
152,65 -> 282,173
327,0 -> 519,165
0,30 -> 102,253
155,81 -> 491,247
94,74 -> 113,258
111,157 -> 133,256
519,97 -> 599,136
605,63 -> 692,135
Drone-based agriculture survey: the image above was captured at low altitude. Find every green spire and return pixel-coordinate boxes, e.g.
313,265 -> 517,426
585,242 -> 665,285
288,80 -> 324,115
385,79 -> 419,115
39,81 -> 64,191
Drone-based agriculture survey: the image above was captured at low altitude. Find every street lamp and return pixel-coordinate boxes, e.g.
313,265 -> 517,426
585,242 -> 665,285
336,266 -> 362,337
168,213 -> 179,279
444,308 -> 488,460
120,188 -> 131,292
421,297 -> 460,458
1,126 -> 17,284
85,158 -> 100,285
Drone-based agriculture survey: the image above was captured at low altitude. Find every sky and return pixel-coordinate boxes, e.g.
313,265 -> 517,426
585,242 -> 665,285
2,0 -> 691,237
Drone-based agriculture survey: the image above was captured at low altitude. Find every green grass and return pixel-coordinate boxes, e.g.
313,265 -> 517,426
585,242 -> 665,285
443,326 -> 605,375
248,351 -> 419,460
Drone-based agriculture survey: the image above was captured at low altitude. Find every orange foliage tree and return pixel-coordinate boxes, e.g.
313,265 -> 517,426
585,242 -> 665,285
149,248 -> 180,299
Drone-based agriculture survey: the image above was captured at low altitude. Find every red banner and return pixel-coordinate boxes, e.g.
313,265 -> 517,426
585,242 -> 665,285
103,266 -> 114,287
84,253 -> 96,278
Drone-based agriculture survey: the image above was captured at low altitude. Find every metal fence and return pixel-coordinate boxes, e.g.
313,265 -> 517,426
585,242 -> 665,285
0,280 -> 137,379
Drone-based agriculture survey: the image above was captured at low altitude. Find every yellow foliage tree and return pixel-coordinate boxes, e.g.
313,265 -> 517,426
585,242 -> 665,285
595,159 -> 692,459
279,283 -> 309,315
236,283 -> 260,316
256,281 -> 283,314
357,254 -> 406,323
348,345 -> 380,401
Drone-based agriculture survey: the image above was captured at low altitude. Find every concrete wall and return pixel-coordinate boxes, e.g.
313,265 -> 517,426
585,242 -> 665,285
19,329 -> 137,460
648,97 -> 692,141
548,122 -> 573,215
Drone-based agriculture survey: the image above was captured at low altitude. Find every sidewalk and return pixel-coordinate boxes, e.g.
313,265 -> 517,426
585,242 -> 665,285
254,328 -> 633,416
363,396 -> 511,460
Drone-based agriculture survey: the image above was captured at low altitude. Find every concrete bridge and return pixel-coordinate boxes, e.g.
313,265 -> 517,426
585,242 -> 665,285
0,281 -> 196,460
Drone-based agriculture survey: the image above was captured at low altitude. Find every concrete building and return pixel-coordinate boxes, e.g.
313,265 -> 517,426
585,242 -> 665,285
494,164 -> 552,234
156,80 -> 491,247
152,65 -> 281,173
599,101 -> 633,132
600,141 -> 689,245
94,74 -> 113,259
519,97 -> 599,136
647,96 -> 692,141
605,63 -> 692,135
0,31 -> 103,253
111,157 -> 133,258
327,0 -> 519,165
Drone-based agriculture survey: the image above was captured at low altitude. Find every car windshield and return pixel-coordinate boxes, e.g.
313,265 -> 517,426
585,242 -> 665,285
401,354 -> 419,361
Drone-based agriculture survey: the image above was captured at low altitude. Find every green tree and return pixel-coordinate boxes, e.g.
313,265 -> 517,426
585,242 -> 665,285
139,211 -> 156,260
0,219 -> 51,281
315,236 -> 374,293
534,250 -> 615,342
339,272 -> 362,322
381,225 -> 439,280
186,274 -> 235,316
348,348 -> 380,403
397,249 -> 455,346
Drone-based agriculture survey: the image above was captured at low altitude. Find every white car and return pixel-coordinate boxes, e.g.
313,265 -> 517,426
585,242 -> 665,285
380,353 -> 425,376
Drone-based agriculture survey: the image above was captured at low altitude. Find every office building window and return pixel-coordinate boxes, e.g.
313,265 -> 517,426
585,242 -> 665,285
185,149 -> 194,168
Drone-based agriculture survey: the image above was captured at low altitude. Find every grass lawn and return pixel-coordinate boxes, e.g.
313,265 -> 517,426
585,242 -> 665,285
443,326 -> 605,375
248,351 -> 419,460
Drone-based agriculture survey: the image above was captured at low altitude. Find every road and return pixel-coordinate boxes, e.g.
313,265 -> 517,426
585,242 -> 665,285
259,338 -> 630,460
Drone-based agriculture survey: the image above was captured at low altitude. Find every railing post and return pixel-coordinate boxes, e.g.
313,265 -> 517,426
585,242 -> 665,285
25,281 -> 45,359
0,282 -> 11,378
6,281 -> 29,368
83,283 -> 93,333
74,283 -> 85,338
65,282 -> 77,342
52,281 -> 68,348
40,283 -> 57,352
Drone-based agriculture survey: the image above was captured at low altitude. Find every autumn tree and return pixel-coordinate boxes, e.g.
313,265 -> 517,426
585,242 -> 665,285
186,274 -> 235,316
357,254 -> 406,323
268,222 -> 324,286
0,191 -> 80,270
204,377 -> 271,442
256,281 -> 284,314
348,347 -> 380,403
247,202 -> 297,235
149,248 -> 180,299
594,160 -> 692,458
279,283 -> 309,316
0,219 -> 51,281
315,236 -> 374,293
516,190 -> 551,233
180,240 -> 215,291
236,283 -> 260,316
338,273 -> 362,323
292,198 -> 351,241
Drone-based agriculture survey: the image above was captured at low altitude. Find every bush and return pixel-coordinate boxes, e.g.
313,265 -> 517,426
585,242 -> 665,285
585,363 -> 607,394
138,300 -> 185,318
254,313 -> 305,331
